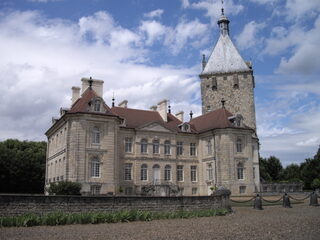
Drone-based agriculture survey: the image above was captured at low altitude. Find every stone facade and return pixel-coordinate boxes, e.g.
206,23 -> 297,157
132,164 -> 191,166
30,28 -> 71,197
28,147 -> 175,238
45,12 -> 260,196
200,72 -> 256,130
0,191 -> 231,216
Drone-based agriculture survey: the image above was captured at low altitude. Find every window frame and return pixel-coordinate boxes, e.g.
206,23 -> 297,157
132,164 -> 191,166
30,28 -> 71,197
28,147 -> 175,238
176,141 -> 183,156
177,165 -> 184,182
164,165 -> 171,181
207,163 -> 213,181
124,163 -> 133,181
190,143 -> 196,156
94,100 -> 101,112
92,126 -> 100,144
237,163 -> 244,180
191,165 -> 197,182
140,164 -> 148,181
164,140 -> 171,155
125,137 -> 132,153
152,139 -> 160,154
236,138 -> 242,153
207,139 -> 212,155
141,139 -> 148,153
91,158 -> 101,178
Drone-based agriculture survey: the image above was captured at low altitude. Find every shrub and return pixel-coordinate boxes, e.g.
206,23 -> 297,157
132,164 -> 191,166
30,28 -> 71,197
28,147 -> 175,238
311,178 -> 320,190
47,181 -> 81,195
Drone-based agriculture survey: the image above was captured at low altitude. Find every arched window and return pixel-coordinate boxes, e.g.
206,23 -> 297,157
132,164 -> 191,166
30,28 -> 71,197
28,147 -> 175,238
92,126 -> 100,144
237,162 -> 244,180
153,164 -> 160,184
236,138 -> 242,153
94,100 -> 101,112
140,164 -> 148,181
141,139 -> 148,153
153,139 -> 159,154
164,165 -> 171,181
164,140 -> 171,155
91,158 -> 100,178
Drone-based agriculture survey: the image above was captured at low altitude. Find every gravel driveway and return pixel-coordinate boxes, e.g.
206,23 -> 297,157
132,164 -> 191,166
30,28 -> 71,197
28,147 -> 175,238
1,203 -> 319,240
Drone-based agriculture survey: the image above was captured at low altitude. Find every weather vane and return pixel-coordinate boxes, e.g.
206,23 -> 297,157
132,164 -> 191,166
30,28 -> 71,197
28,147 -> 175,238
221,0 -> 224,15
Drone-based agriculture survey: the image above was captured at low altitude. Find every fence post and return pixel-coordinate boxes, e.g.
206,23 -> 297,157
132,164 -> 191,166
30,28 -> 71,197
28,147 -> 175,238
309,192 -> 319,206
253,194 -> 263,210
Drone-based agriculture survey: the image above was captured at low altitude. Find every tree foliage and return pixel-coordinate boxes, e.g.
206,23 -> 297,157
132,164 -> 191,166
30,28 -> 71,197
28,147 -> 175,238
260,145 -> 320,189
0,139 -> 46,193
47,181 -> 81,195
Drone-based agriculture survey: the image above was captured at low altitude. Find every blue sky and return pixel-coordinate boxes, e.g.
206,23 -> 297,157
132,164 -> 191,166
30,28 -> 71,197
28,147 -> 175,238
0,0 -> 319,166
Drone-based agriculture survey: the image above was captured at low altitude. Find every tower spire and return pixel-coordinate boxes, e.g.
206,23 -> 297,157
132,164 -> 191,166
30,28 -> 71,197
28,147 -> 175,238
217,0 -> 229,36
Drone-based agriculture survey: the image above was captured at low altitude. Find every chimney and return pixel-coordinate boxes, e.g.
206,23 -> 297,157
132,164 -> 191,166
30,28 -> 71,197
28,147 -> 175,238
150,105 -> 157,111
118,100 -> 128,108
175,111 -> 184,122
71,86 -> 80,105
157,99 -> 168,122
81,77 -> 104,97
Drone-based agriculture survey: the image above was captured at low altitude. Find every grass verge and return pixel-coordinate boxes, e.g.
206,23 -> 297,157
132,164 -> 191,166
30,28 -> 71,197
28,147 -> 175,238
0,208 -> 228,227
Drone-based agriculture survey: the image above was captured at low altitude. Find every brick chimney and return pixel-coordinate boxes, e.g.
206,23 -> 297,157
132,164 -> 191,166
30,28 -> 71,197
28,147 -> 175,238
81,77 -> 104,97
175,111 -> 184,122
71,86 -> 80,105
118,100 -> 128,108
157,99 -> 168,122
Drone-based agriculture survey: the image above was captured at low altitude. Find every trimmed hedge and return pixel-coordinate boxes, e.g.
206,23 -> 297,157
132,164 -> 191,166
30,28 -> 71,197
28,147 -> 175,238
0,208 -> 228,227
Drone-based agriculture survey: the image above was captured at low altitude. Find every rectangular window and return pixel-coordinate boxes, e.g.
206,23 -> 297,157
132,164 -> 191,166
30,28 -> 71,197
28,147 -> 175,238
164,166 -> 171,181
207,163 -> 213,181
192,188 -> 197,195
141,139 -> 148,153
191,166 -> 197,182
153,140 -> 159,154
91,185 -> 101,195
177,165 -> 184,182
60,175 -> 64,181
239,186 -> 246,194
125,137 -> 132,153
92,127 -> 100,144
176,142 -> 183,155
190,143 -> 196,156
164,141 -> 171,155
91,160 -> 100,178
253,167 -> 255,179
236,139 -> 242,153
237,167 -> 244,180
124,163 -> 132,180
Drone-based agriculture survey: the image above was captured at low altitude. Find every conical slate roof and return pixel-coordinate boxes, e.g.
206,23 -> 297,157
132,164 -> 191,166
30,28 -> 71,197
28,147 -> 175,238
201,12 -> 250,75
202,34 -> 249,74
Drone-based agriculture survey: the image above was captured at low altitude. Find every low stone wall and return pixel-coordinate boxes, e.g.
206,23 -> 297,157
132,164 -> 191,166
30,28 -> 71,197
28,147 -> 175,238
0,190 -> 230,216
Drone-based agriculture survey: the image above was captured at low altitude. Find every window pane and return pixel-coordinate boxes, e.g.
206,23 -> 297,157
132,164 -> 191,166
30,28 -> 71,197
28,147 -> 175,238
141,139 -> 148,153
141,164 -> 148,181
177,165 -> 183,181
164,165 -> 171,181
124,163 -> 132,180
125,137 -> 132,152
190,143 -> 196,156
92,127 -> 100,144
153,140 -> 159,154
164,141 -> 171,155
177,142 -> 183,155
191,166 -> 197,182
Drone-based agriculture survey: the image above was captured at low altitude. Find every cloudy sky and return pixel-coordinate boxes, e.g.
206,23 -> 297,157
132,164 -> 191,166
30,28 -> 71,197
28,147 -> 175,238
0,0 -> 319,166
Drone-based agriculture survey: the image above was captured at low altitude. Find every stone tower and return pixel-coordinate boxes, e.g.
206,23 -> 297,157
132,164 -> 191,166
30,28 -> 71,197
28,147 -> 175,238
200,9 -> 256,131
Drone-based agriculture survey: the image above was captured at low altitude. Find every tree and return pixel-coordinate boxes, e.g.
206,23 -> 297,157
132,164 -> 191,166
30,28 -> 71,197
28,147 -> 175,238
0,139 -> 46,193
259,157 -> 272,182
266,156 -> 283,181
311,178 -> 320,190
282,164 -> 301,182
47,181 -> 81,195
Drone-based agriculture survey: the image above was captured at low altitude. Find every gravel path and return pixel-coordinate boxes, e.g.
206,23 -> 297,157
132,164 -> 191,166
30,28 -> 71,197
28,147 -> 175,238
1,203 -> 319,240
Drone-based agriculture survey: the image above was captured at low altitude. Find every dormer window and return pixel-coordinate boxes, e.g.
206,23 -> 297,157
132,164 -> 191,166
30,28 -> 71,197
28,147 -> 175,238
94,100 -> 101,112
179,123 -> 191,132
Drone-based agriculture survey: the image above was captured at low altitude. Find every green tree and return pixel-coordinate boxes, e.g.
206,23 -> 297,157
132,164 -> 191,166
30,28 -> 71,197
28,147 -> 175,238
47,181 -> 81,195
311,178 -> 320,190
259,157 -> 272,182
282,164 -> 301,182
0,139 -> 46,193
266,156 -> 283,181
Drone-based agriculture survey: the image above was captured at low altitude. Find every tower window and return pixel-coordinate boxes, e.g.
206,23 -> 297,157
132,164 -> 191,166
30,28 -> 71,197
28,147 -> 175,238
233,75 -> 239,89
223,76 -> 227,80
243,74 -> 248,79
211,77 -> 217,90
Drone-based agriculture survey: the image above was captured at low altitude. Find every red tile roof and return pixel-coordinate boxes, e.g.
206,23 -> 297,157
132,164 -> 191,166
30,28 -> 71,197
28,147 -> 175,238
69,88 -> 117,117
190,108 -> 234,133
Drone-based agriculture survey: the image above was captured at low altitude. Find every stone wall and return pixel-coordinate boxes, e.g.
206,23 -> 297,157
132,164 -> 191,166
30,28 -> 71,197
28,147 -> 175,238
0,190 -> 230,216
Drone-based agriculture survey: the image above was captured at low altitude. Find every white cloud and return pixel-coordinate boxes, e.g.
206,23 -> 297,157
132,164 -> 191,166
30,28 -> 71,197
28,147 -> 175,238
143,9 -> 164,18
248,0 -> 276,4
285,0 -> 320,20
28,0 -> 61,2
139,18 -> 209,55
0,10 -> 201,141
190,0 -> 244,24
296,137 -> 320,147
235,21 -> 265,50
181,0 -> 190,8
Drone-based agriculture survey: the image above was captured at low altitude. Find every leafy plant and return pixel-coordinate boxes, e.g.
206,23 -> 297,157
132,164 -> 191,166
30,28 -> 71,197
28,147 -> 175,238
47,181 -> 81,195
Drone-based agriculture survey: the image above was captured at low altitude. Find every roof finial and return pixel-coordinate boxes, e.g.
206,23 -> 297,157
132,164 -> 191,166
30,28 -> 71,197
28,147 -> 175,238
112,92 -> 115,107
202,54 -> 207,70
88,76 -> 93,89
189,110 -> 193,119
221,0 -> 224,15
168,104 -> 171,113
221,98 -> 226,108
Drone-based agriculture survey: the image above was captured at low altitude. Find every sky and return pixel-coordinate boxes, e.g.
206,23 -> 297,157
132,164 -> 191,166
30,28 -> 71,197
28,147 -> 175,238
0,0 -> 319,166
